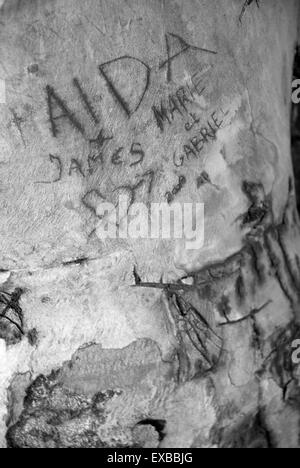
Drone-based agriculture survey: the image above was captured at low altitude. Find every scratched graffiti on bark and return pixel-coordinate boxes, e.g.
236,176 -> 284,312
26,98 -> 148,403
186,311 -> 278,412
39,31 -> 218,225
45,32 -> 217,136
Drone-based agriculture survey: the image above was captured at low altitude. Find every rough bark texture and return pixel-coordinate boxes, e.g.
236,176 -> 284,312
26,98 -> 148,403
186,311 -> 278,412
1,0 -> 300,448
292,45 -> 300,213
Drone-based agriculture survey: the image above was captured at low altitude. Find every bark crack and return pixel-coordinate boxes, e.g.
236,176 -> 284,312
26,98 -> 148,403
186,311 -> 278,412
218,301 -> 272,328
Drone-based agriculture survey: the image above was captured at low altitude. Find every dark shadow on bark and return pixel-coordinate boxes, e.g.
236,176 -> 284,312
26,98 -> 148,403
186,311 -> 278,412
292,45 -> 300,214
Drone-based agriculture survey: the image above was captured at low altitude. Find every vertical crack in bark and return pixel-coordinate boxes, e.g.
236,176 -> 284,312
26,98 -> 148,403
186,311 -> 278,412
218,301 -> 272,327
277,226 -> 300,292
246,240 -> 266,284
0,288 -> 25,345
292,45 -> 300,214
263,231 -> 296,307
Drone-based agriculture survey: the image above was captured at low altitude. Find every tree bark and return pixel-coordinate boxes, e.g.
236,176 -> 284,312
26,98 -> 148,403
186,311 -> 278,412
0,0 -> 300,448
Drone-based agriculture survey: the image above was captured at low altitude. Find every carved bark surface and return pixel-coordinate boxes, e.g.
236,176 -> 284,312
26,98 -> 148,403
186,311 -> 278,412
1,0 -> 300,448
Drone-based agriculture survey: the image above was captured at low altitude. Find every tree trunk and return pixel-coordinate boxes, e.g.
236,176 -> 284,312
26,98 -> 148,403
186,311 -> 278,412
1,0 -> 300,448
